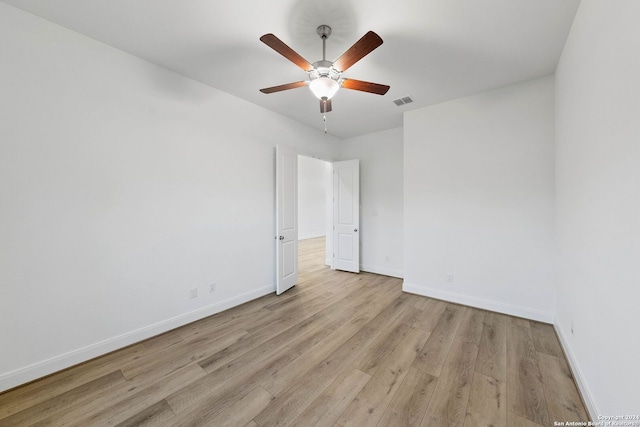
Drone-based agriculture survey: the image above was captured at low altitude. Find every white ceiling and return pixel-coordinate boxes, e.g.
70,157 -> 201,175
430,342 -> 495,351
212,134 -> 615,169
2,0 -> 581,138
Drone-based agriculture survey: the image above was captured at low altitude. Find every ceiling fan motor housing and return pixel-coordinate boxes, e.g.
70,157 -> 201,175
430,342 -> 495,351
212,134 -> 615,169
309,60 -> 341,80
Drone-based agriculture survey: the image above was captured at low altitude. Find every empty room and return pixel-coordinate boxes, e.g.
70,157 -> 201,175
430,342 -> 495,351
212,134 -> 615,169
1,0 -> 638,426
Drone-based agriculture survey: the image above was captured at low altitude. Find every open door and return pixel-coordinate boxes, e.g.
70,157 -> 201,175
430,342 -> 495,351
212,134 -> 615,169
333,159 -> 360,273
276,145 -> 298,294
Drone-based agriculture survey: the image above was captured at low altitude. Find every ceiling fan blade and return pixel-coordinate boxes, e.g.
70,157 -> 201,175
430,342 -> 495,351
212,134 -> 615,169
260,34 -> 314,72
319,98 -> 332,113
341,79 -> 390,95
260,81 -> 308,94
333,31 -> 383,72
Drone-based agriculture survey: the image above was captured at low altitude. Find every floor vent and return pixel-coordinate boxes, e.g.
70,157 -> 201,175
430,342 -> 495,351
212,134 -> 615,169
393,95 -> 414,106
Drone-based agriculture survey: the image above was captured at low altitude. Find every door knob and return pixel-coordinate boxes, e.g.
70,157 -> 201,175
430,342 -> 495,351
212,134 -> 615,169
279,236 -> 285,240
354,228 -> 358,232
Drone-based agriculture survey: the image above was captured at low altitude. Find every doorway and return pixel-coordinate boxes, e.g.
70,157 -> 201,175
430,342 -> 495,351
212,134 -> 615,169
275,147 -> 360,294
297,155 -> 332,276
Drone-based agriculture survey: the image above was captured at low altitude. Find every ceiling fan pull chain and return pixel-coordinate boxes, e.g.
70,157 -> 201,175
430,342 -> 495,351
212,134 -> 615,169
323,114 -> 328,134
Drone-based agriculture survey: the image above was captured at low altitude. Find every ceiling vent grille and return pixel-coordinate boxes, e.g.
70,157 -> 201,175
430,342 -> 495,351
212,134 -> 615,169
393,95 -> 414,106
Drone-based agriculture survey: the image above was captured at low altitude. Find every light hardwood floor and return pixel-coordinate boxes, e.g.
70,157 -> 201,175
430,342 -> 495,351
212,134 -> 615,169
0,237 -> 589,426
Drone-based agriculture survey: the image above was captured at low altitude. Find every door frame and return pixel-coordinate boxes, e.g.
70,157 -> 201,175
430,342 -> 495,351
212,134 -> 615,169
276,148 -> 353,292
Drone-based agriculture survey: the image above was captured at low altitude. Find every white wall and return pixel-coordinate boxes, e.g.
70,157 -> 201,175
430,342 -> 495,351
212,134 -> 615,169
297,155 -> 328,240
324,162 -> 333,266
403,77 -> 556,322
555,0 -> 640,417
0,3 -> 340,392
339,127 -> 404,278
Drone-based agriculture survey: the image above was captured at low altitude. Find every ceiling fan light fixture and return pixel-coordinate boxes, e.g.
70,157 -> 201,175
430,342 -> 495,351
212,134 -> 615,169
309,76 -> 340,100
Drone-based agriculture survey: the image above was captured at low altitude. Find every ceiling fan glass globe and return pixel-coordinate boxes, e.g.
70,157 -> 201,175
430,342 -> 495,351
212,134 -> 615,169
309,77 -> 340,100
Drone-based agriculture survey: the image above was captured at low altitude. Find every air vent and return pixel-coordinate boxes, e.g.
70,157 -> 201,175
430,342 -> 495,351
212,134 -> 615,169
393,95 -> 414,106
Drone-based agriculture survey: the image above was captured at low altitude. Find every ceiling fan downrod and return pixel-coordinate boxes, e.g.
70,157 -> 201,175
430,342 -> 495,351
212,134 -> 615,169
317,25 -> 331,61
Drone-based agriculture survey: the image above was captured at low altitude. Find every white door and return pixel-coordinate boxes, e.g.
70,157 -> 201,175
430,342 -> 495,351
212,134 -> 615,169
333,160 -> 360,273
276,145 -> 298,294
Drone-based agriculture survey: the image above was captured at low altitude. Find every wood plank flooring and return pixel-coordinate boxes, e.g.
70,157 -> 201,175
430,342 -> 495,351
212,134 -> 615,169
0,237 -> 590,426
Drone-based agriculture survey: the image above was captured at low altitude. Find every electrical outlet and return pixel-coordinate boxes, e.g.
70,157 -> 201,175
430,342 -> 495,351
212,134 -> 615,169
209,283 -> 216,293
447,273 -> 454,283
190,288 -> 198,299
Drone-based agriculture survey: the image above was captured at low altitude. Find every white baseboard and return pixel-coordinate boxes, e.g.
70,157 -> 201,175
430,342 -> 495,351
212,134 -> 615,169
0,284 -> 275,393
361,264 -> 404,279
554,323 -> 598,421
402,282 -> 554,323
298,233 -> 326,241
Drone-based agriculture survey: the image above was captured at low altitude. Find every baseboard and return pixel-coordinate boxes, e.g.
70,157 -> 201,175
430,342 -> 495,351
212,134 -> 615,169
298,234 -> 326,241
402,282 -> 554,323
361,264 -> 404,279
554,323 -> 599,421
0,284 -> 275,393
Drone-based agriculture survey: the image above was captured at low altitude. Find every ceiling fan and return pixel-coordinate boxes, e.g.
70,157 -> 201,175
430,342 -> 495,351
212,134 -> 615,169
259,25 -> 390,115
